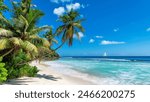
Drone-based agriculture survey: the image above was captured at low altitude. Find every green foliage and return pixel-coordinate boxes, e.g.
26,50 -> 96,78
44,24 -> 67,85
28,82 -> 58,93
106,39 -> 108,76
55,9 -> 85,50
0,57 -> 8,83
6,49 -> 38,79
12,49 -> 31,65
7,67 -> 19,79
44,28 -> 58,46
7,64 -> 38,79
38,47 -> 59,60
18,64 -> 38,77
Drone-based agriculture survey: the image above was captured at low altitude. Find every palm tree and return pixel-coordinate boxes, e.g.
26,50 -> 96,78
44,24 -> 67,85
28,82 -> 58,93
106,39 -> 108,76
0,0 -> 51,59
54,9 -> 85,51
44,27 -> 58,47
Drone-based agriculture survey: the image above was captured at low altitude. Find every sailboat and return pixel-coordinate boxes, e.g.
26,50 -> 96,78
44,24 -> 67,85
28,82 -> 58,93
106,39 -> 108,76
103,52 -> 107,57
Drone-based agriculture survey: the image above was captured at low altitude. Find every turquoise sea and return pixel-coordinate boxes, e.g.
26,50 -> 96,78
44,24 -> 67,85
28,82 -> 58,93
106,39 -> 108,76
48,56 -> 150,85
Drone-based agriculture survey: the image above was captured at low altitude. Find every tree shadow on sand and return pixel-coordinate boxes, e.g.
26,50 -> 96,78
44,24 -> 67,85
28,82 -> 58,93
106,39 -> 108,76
4,74 -> 62,85
36,74 -> 61,81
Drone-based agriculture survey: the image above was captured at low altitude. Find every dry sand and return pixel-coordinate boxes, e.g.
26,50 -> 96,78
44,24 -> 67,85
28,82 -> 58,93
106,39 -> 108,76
5,61 -> 93,85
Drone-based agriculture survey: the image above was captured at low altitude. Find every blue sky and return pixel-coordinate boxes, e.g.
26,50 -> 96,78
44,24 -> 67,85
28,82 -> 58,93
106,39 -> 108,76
5,0 -> 150,56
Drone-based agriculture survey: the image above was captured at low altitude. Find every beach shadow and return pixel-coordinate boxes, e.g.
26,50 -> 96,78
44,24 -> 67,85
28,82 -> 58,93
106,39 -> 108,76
37,74 -> 61,81
5,79 -> 34,85
3,74 -> 62,85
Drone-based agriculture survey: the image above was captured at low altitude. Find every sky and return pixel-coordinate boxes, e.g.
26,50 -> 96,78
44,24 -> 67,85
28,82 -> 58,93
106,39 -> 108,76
4,0 -> 150,56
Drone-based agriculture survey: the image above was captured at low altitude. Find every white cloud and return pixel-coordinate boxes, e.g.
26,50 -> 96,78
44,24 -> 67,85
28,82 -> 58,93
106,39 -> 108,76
53,7 -> 65,16
51,0 -> 71,3
51,0 -> 59,3
61,0 -> 71,2
95,36 -> 103,38
66,3 -> 81,11
74,32 -> 84,39
113,28 -> 119,32
146,27 -> 150,32
89,39 -> 95,43
101,40 -> 125,45
78,32 -> 84,38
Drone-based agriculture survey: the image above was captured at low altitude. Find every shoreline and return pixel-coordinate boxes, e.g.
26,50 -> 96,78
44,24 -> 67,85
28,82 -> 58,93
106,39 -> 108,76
4,61 -> 94,85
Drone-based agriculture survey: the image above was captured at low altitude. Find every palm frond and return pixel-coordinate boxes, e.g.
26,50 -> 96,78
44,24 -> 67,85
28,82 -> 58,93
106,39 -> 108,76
9,37 -> 21,46
68,10 -> 79,20
0,14 -> 12,27
52,39 -> 58,44
55,25 -> 66,36
74,29 -> 80,39
13,15 -> 29,33
75,19 -> 85,23
21,41 -> 38,54
19,15 -> 29,32
0,38 -> 10,50
29,35 -> 38,39
59,15 -> 70,23
42,38 -> 50,47
0,28 -> 13,37
73,23 -> 85,32
29,25 -> 50,35
27,9 -> 44,31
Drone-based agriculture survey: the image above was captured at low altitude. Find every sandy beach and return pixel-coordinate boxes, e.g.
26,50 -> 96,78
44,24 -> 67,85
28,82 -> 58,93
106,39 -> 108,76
4,61 -> 93,85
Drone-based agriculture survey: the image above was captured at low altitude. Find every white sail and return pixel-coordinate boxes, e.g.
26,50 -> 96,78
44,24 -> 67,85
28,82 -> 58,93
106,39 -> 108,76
103,52 -> 107,56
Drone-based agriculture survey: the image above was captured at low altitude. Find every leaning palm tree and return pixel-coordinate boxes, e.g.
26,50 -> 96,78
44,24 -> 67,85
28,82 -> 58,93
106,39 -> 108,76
54,9 -> 85,51
0,0 -> 51,60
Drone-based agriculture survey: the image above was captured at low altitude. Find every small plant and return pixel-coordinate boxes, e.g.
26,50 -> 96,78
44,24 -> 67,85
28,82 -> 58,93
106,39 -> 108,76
0,57 -> 8,83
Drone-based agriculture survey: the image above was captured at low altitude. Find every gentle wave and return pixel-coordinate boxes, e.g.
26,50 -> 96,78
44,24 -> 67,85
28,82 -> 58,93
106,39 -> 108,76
98,58 -> 131,62
43,57 -> 150,85
61,58 -> 131,62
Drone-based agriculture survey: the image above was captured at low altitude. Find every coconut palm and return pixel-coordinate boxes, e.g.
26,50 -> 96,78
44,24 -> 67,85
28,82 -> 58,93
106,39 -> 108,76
0,0 -> 51,59
54,9 -> 85,51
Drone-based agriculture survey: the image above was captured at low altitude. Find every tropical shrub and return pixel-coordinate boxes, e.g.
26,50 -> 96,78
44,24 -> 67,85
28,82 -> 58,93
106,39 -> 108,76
18,64 -> 38,77
0,57 -> 8,83
5,49 -> 38,79
7,64 -> 38,79
6,67 -> 19,79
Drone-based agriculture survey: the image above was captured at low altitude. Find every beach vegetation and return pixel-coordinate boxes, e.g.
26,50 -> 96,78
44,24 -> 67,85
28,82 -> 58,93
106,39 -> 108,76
0,0 -> 84,83
5,49 -> 38,79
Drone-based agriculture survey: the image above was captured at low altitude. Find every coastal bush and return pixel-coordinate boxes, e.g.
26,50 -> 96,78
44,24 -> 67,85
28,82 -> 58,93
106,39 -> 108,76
12,49 -> 31,65
0,57 -> 8,83
18,64 -> 38,77
6,50 -> 38,79
7,67 -> 19,79
7,64 -> 38,79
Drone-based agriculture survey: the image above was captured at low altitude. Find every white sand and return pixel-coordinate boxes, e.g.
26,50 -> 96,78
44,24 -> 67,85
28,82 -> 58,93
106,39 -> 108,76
5,61 -> 93,85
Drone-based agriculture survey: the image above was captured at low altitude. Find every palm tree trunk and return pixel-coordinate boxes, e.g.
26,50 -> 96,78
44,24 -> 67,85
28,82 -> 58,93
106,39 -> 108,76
2,48 -> 14,57
54,41 -> 65,51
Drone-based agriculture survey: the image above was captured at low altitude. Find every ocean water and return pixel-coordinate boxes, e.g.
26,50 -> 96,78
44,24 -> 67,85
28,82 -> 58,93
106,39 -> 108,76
48,56 -> 150,85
